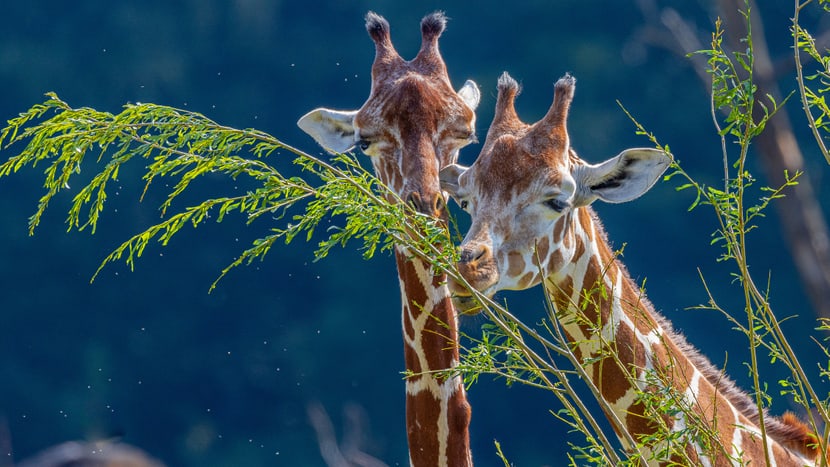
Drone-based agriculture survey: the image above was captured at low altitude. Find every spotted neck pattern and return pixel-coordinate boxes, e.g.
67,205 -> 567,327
298,11 -> 478,466
532,206 -> 816,465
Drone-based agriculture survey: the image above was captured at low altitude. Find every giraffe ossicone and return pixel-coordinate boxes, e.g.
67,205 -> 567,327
298,11 -> 480,217
441,71 -> 822,465
299,11 -> 477,467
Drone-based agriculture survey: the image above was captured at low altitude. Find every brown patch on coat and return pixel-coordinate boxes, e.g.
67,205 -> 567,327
406,389 -> 441,466
507,251 -> 526,277
535,236 -> 550,264
446,388 -> 473,463
518,271 -> 536,289
626,399 -> 658,442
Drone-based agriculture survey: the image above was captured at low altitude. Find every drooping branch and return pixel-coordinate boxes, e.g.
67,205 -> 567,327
0,94 -> 455,291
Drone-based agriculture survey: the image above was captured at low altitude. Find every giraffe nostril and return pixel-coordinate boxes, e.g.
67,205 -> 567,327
433,193 -> 445,214
474,245 -> 488,262
406,192 -> 421,211
459,244 -> 490,265
405,191 -> 445,216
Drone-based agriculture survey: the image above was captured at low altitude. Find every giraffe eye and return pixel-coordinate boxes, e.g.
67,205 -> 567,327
543,198 -> 568,212
460,200 -> 469,210
357,139 -> 371,152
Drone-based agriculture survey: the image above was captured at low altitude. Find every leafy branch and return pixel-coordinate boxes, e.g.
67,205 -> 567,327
0,90 -> 635,465
794,0 -> 830,165
624,6 -> 830,463
0,93 -> 453,291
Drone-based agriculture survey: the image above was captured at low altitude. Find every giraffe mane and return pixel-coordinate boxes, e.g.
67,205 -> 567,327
585,207 -> 819,460
664,317 -> 819,459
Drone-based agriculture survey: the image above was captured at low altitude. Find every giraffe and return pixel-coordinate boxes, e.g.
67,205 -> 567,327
439,72 -> 823,466
297,12 -> 479,467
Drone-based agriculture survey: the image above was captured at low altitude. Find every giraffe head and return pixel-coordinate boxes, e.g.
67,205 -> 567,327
440,72 -> 670,311
298,11 -> 480,218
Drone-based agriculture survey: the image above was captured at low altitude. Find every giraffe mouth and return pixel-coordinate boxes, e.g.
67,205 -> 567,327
449,281 -> 497,316
448,267 -> 500,315
451,293 -> 482,315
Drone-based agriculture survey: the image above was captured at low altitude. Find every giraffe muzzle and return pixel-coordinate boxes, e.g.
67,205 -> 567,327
450,243 -> 499,314
405,190 -> 446,218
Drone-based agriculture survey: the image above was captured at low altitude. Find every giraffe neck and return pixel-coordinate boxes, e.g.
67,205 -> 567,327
542,207 -> 815,465
395,247 -> 472,467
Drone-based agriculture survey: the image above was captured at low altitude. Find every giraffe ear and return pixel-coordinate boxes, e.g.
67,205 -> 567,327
573,148 -> 671,206
439,163 -> 469,202
297,108 -> 359,154
458,80 -> 480,111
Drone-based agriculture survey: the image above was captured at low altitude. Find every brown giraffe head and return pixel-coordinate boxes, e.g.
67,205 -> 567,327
440,72 -> 670,310
298,11 -> 480,218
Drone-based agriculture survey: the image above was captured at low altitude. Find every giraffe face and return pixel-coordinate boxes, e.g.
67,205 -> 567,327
442,139 -> 577,300
298,12 -> 480,219
441,73 -> 670,312
354,73 -> 478,217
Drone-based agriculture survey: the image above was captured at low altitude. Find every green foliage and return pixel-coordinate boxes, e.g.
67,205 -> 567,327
0,93 -> 453,291
612,6 -> 830,464
688,10 -> 828,461
4,2 -> 830,466
0,86 -> 629,466
795,0 -> 830,164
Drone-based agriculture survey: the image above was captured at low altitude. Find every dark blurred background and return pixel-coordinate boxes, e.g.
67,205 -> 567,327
0,1 -> 827,465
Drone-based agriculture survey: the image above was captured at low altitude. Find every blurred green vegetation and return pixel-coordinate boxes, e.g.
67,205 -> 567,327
0,1 -> 827,465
